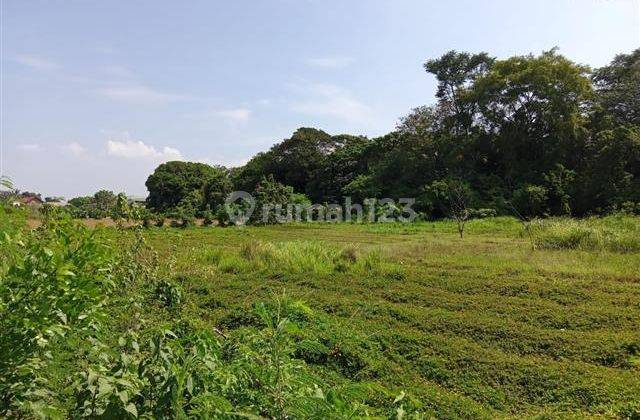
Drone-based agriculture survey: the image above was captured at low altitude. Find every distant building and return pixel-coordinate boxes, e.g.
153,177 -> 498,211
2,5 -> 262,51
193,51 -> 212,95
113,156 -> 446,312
45,196 -> 67,206
127,196 -> 147,206
18,195 -> 44,207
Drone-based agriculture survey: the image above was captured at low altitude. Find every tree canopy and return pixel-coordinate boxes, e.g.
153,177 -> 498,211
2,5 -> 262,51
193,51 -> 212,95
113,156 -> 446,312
143,48 -> 640,220
145,161 -> 227,212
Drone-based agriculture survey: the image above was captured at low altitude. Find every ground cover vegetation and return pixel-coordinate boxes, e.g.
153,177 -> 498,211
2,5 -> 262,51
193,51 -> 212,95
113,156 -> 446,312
1,202 -> 639,417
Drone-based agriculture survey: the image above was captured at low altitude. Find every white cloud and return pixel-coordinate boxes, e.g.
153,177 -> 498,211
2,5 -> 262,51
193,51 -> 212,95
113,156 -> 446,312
62,142 -> 88,157
107,139 -> 183,161
97,85 -> 186,105
290,83 -> 373,124
14,54 -> 59,71
216,108 -> 251,124
17,143 -> 42,152
305,57 -> 354,69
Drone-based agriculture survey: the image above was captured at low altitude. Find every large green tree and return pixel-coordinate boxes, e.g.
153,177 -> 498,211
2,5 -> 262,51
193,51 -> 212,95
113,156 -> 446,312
471,49 -> 593,183
202,168 -> 234,213
593,48 -> 640,127
93,190 -> 117,213
232,128 -> 336,194
145,161 -> 223,212
305,134 -> 370,202
424,50 -> 495,134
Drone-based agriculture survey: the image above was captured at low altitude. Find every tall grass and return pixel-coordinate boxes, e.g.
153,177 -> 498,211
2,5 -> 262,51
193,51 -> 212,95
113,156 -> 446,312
199,239 -> 399,278
530,215 -> 640,253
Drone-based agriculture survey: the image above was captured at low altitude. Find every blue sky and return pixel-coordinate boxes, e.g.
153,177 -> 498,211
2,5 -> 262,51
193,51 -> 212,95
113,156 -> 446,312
2,0 -> 639,198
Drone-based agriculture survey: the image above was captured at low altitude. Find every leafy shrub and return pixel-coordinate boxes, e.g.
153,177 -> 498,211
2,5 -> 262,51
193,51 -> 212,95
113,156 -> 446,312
155,279 -> 183,309
469,208 -> 498,219
375,201 -> 403,221
251,175 -> 298,225
180,213 -> 195,228
0,216 -> 119,416
513,184 -> 548,218
201,210 -> 214,226
612,201 -> 640,215
0,206 -> 27,236
140,213 -> 154,228
215,207 -> 231,227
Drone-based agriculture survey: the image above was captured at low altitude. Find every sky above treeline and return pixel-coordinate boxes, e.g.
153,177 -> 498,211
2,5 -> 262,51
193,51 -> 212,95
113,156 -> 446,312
2,0 -> 639,198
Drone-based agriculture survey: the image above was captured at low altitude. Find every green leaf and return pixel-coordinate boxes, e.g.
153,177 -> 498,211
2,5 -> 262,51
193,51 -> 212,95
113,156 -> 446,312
97,379 -> 114,397
312,385 -> 325,399
55,310 -> 68,324
118,390 -> 129,404
186,375 -> 194,395
393,391 -> 406,404
124,403 -> 138,418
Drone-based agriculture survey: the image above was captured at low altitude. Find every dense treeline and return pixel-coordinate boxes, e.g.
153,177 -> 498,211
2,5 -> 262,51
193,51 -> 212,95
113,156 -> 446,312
147,48 -> 639,220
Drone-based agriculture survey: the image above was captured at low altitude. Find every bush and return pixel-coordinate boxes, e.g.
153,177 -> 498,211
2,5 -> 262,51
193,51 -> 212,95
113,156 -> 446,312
513,185 -> 548,218
138,207 -> 155,228
155,279 -> 183,309
375,201 -> 402,222
180,214 -> 195,228
171,208 -> 195,228
216,207 -> 231,227
0,216 -> 120,416
469,208 -> 498,219
202,210 -> 214,226
612,201 -> 640,215
142,215 -> 154,228
252,175 -> 300,225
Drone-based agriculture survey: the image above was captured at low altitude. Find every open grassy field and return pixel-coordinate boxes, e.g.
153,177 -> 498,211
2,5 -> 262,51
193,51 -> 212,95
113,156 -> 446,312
117,216 -> 640,418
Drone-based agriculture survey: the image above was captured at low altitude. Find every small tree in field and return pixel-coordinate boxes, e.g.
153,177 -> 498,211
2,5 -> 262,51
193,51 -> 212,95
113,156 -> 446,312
111,193 -> 132,225
426,177 -> 472,238
446,179 -> 472,238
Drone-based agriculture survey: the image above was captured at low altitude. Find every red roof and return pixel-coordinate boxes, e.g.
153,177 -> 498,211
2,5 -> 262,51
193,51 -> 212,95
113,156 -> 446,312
20,196 -> 44,205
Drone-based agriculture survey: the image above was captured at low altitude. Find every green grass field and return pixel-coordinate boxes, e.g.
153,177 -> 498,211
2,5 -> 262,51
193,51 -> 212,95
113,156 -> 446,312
125,216 -> 640,418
